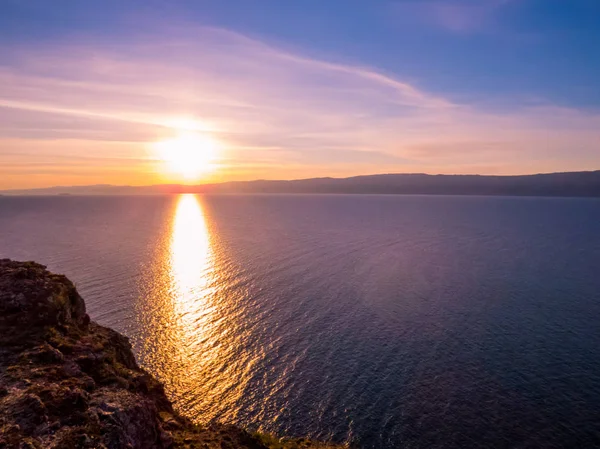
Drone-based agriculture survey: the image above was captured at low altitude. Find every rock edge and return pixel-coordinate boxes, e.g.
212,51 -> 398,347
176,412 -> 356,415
0,260 -> 342,449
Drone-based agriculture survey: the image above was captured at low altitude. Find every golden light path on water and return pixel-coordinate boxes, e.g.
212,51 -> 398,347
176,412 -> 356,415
137,194 -> 265,424
170,194 -> 214,349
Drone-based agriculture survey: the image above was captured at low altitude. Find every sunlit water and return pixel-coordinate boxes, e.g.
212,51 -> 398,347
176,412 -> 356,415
1,194 -> 600,448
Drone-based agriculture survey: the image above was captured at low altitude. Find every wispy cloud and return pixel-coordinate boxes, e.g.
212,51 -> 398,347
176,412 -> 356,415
393,0 -> 516,33
0,25 -> 599,188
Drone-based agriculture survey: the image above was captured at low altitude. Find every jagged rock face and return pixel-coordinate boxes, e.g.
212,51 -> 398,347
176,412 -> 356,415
0,260 -> 341,449
0,260 -> 87,337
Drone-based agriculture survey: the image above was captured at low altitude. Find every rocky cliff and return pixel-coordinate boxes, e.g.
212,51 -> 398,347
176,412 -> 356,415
0,260 -> 341,449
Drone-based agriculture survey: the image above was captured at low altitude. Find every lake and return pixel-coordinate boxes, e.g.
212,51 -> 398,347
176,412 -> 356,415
1,194 -> 600,448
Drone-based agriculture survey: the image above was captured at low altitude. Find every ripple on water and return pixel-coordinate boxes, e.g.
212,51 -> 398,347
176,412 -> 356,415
1,194 -> 600,448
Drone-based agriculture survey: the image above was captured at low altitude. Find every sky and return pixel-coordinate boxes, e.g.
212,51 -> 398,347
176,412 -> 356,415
0,0 -> 599,189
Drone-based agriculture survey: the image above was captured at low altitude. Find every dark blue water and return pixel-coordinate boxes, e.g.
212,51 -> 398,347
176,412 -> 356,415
1,194 -> 600,448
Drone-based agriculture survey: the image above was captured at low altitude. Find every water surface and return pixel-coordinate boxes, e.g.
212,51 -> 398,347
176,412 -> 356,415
1,194 -> 600,448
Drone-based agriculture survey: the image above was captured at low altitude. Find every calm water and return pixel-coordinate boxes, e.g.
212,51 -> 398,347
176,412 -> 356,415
1,194 -> 600,448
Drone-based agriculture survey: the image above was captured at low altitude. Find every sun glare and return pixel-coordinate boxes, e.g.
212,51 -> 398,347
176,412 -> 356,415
154,132 -> 218,180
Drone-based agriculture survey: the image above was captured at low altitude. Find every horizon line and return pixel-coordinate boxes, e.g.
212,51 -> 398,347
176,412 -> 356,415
2,169 -> 600,193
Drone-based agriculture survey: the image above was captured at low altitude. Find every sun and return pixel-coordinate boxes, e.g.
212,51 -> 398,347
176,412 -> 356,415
154,132 -> 218,181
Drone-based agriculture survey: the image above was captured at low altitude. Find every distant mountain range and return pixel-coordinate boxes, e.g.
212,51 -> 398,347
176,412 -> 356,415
3,171 -> 600,197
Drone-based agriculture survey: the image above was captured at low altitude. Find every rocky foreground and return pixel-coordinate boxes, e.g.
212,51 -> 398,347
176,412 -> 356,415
0,260 -> 342,449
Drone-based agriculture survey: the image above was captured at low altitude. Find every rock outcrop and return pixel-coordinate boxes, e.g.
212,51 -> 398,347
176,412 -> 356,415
0,260 -> 341,449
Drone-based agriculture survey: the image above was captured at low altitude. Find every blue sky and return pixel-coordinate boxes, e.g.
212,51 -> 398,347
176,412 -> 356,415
0,0 -> 599,188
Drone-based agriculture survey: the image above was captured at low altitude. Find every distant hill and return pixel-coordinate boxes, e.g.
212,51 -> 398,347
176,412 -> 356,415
3,171 -> 600,197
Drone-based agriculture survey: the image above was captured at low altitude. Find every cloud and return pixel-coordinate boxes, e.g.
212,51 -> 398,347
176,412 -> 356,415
0,25 -> 599,188
393,0 -> 515,33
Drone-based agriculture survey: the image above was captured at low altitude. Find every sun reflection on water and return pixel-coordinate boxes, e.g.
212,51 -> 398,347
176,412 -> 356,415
164,194 -> 225,376
137,194 -> 261,423
170,194 -> 215,326
138,195 -> 220,398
